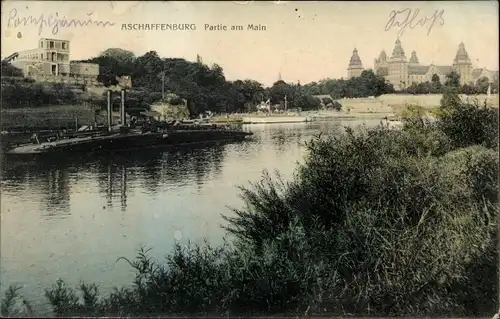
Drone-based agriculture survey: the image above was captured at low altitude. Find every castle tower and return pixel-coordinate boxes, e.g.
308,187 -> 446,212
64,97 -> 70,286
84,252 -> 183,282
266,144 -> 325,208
347,48 -> 364,79
374,50 -> 388,77
452,42 -> 473,85
409,50 -> 419,65
388,39 -> 409,90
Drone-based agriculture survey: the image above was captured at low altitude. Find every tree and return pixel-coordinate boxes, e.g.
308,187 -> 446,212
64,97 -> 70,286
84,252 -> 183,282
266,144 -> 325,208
444,71 -> 460,88
407,83 -> 418,94
461,84 -> 478,95
100,48 -> 136,66
1,61 -> 24,77
431,74 -> 442,93
475,77 -> 490,94
431,74 -> 440,84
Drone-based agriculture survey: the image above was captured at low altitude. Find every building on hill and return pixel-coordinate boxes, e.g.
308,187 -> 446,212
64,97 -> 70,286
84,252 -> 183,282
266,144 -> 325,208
3,38 -> 100,86
359,39 -> 499,91
347,48 -> 364,79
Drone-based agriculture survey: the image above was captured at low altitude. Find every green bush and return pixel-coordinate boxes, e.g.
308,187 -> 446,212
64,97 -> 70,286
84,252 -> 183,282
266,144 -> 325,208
437,90 -> 499,149
224,125 -> 498,315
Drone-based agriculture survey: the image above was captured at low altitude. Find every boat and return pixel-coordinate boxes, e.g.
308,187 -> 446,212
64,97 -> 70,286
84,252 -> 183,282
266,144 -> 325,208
4,91 -> 253,156
5,126 -> 252,156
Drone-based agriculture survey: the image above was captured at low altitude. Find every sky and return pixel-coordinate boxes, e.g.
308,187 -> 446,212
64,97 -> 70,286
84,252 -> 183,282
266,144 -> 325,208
1,1 -> 498,86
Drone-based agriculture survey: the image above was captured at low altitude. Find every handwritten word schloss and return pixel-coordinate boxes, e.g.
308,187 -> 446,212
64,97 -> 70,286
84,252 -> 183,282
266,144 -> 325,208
7,8 -> 115,36
385,8 -> 445,38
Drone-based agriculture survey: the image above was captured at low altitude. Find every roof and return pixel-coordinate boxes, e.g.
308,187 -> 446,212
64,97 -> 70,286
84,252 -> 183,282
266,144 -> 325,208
390,39 -> 406,59
348,48 -> 363,68
472,68 -> 500,80
409,51 -> 419,64
472,68 -> 484,79
434,65 -> 454,75
454,42 -> 471,63
140,111 -> 162,117
126,108 -> 147,116
408,65 -> 429,75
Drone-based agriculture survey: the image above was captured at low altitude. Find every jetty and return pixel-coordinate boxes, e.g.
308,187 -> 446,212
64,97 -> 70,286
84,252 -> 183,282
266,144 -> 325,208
5,89 -> 253,156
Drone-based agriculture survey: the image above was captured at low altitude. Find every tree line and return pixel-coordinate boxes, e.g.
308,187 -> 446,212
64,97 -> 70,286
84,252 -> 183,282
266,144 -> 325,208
2,49 -> 395,114
404,72 -> 497,95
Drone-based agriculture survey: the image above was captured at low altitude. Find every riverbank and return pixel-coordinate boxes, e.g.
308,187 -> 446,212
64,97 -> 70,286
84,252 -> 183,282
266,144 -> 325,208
3,93 -> 497,131
210,111 -> 393,125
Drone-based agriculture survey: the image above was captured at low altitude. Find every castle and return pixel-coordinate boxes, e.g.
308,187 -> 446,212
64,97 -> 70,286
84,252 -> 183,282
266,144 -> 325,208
347,39 -> 498,91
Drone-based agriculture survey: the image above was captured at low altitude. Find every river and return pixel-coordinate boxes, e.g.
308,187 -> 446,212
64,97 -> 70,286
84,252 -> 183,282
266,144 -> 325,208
0,119 -> 381,314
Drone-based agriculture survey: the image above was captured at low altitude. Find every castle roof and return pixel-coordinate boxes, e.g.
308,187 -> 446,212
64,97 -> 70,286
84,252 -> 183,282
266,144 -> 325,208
453,42 -> 471,64
348,48 -> 363,69
379,50 -> 387,60
472,68 -> 484,79
409,51 -> 419,64
434,65 -> 454,75
390,39 -> 406,59
408,65 -> 429,75
472,68 -> 500,80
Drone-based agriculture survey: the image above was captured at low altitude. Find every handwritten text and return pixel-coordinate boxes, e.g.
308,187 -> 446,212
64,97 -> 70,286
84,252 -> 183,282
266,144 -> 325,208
7,8 -> 116,36
385,8 -> 445,38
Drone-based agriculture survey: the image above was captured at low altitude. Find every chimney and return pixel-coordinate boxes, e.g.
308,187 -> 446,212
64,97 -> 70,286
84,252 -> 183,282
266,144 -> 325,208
121,89 -> 126,126
107,90 -> 112,131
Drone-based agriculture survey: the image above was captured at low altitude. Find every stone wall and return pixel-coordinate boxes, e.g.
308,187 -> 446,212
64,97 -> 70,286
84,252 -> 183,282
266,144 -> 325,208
29,75 -> 99,86
70,62 -> 99,77
335,94 -> 499,112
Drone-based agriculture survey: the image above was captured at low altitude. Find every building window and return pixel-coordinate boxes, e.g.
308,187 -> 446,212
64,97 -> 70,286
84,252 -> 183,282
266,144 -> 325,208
40,41 -> 43,48
49,41 -> 54,49
62,42 -> 67,50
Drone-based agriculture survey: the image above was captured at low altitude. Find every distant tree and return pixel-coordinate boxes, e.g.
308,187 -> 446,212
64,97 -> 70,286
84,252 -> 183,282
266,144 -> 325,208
431,74 -> 442,93
417,82 -> 432,94
407,83 -> 418,94
461,84 -> 478,95
476,77 -> 490,94
100,48 -> 136,65
1,61 -> 24,77
431,73 -> 440,84
444,71 -> 461,88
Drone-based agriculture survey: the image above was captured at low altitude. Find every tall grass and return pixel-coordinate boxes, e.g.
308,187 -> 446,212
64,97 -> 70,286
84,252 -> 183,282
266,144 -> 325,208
1,91 -> 498,317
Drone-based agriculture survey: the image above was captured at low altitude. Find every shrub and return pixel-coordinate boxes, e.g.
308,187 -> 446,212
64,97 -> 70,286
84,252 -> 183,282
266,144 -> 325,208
437,90 -> 499,149
224,124 -> 498,315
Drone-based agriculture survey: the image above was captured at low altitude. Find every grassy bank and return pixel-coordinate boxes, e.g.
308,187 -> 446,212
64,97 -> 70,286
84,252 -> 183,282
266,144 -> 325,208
1,90 -> 498,317
0,105 -> 105,132
209,115 -> 244,124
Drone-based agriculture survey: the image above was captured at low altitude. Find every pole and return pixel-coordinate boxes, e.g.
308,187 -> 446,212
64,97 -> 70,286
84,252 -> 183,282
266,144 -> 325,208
107,90 -> 112,132
121,89 -> 126,126
284,95 -> 287,112
162,72 -> 165,101
75,117 -> 78,132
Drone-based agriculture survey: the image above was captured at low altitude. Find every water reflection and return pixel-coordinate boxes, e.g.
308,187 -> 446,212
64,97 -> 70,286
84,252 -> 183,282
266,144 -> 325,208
1,143 -> 231,215
44,169 -> 71,216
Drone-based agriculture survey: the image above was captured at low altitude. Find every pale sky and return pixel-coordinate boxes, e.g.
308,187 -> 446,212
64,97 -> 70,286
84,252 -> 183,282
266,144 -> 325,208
1,1 -> 498,86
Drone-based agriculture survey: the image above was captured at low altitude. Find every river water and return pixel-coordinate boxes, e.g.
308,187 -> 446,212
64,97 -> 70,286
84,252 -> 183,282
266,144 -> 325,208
0,119 -> 381,314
